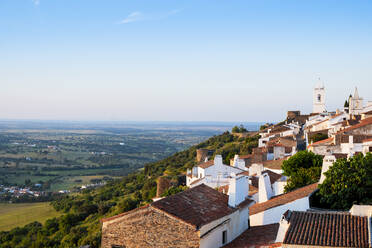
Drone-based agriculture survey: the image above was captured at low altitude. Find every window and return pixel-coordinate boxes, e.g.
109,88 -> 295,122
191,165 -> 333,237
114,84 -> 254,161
222,230 -> 227,244
317,94 -> 321,102
200,173 -> 202,178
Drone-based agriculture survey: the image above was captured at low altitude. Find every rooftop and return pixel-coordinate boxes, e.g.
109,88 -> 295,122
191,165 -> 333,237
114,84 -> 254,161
262,157 -> 287,170
249,183 -> 318,215
223,223 -> 280,248
152,184 -> 235,228
337,116 -> 372,135
197,160 -> 214,169
283,211 -> 371,248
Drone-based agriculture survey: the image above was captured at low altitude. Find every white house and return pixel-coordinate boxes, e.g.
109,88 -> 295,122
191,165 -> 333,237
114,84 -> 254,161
186,155 -> 244,187
362,138 -> 372,155
249,183 -> 317,226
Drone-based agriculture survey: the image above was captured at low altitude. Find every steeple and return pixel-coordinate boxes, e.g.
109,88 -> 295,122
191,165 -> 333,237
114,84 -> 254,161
354,87 -> 360,99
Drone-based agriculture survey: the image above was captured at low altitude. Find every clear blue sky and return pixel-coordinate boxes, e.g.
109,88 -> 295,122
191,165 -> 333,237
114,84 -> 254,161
1,0 -> 372,122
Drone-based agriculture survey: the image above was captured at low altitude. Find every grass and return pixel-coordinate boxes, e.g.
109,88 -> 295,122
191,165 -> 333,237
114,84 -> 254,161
0,202 -> 61,231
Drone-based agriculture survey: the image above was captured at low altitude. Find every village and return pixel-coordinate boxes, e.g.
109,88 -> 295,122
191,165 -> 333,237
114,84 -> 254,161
100,84 -> 372,248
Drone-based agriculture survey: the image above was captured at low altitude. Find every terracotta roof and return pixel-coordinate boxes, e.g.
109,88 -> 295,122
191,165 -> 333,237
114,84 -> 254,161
283,211 -> 370,248
336,116 -> 372,135
363,137 -> 372,143
223,223 -> 280,248
239,154 -> 253,159
263,157 -> 286,170
307,137 -> 334,148
152,184 -> 235,228
249,183 -> 318,215
197,160 -> 214,169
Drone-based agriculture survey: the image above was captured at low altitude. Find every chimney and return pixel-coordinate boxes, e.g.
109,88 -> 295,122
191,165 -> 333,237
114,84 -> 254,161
214,155 -> 223,167
232,155 -> 239,167
258,172 -> 273,203
228,173 -> 249,207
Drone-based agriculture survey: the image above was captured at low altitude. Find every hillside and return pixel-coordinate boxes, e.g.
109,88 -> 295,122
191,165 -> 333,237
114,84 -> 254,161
0,131 -> 259,248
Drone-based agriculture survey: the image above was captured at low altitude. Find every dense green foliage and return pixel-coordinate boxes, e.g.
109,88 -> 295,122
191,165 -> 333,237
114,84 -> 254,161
231,124 -> 248,133
318,153 -> 372,210
282,150 -> 323,192
0,131 -> 259,248
310,133 -> 328,143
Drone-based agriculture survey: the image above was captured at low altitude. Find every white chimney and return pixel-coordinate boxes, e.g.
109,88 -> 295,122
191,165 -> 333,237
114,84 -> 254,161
228,173 -> 249,207
258,172 -> 273,203
232,155 -> 239,167
214,155 -> 223,167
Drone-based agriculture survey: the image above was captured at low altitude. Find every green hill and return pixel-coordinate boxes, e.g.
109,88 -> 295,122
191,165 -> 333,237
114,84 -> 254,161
0,131 -> 259,248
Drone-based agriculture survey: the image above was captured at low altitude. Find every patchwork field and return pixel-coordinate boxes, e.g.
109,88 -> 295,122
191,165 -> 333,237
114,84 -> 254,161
0,202 -> 61,231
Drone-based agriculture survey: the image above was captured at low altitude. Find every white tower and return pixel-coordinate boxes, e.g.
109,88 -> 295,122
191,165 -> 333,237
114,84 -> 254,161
349,87 -> 363,115
313,81 -> 326,113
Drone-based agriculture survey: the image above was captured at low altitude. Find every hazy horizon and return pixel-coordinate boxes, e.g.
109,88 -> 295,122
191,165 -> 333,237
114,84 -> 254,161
1,0 -> 372,122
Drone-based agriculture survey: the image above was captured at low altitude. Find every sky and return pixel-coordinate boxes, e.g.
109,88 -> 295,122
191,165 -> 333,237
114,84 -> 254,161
1,0 -> 372,122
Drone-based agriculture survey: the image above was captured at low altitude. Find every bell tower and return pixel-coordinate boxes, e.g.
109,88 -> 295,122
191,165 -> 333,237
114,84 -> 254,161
313,80 -> 326,113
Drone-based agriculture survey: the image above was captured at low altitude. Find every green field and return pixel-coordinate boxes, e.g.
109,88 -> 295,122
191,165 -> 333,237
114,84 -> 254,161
0,202 -> 61,231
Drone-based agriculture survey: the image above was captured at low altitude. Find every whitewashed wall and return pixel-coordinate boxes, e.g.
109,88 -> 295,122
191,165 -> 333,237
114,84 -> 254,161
250,197 -> 310,226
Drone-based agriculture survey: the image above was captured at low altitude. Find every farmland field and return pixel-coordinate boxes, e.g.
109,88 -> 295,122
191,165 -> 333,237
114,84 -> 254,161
0,202 -> 61,231
0,121 -> 261,193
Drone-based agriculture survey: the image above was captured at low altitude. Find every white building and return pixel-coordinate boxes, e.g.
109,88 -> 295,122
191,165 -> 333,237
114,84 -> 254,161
313,82 -> 326,114
249,183 -> 317,226
349,87 -> 364,115
186,155 -> 244,187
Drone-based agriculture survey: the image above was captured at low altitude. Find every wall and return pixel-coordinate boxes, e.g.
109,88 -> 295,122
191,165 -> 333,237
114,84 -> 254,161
250,197 -> 310,226
272,180 -> 287,196
101,206 -> 200,248
199,207 -> 249,248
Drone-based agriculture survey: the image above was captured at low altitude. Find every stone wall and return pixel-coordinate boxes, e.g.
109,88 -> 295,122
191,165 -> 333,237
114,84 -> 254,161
101,206 -> 200,248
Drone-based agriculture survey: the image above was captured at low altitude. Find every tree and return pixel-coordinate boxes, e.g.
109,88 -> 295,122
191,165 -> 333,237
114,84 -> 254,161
282,150 -> 323,192
231,124 -> 248,133
318,153 -> 372,210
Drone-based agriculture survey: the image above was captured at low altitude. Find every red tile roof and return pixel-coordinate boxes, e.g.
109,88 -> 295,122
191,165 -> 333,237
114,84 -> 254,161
263,157 -> 287,170
249,183 -> 318,215
336,116 -> 372,135
223,223 -> 280,248
307,137 -> 334,148
197,160 -> 214,169
283,211 -> 370,248
151,184 -> 235,228
363,137 -> 372,143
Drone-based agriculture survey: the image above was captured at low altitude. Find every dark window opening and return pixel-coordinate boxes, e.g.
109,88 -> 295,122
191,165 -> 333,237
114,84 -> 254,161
369,147 -> 372,152
317,94 -> 321,102
222,230 -> 227,244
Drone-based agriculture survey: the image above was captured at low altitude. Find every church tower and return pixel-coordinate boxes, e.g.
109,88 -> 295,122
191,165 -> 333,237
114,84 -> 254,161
313,81 -> 326,113
349,87 -> 363,115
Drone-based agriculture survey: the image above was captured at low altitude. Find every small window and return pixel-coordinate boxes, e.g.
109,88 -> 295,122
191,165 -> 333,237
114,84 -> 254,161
369,147 -> 372,152
317,94 -> 321,102
222,230 -> 227,244
200,173 -> 202,178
